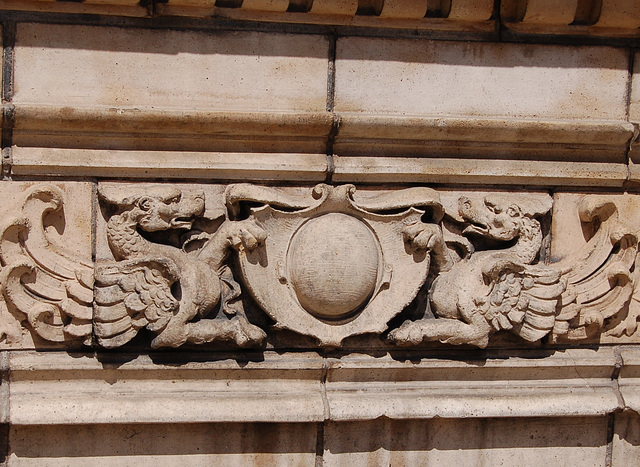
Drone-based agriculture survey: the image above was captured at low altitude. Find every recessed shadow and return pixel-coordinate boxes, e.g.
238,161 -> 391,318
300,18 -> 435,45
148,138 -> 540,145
19,24 -> 328,58
324,416 -> 609,455
337,37 -> 628,70
10,422 -> 319,458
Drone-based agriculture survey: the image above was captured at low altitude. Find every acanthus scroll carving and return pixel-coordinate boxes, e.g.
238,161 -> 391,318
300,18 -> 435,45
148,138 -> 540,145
0,183 -> 638,349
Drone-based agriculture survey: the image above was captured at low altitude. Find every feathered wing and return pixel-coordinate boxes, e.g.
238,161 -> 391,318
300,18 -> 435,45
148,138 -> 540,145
0,186 -> 93,345
94,258 -> 180,349
483,261 -> 566,342
551,197 -> 638,342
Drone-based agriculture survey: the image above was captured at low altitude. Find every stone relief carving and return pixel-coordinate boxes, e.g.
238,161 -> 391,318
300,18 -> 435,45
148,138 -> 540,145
95,185 -> 266,349
0,186 -> 93,345
0,183 -> 638,349
390,194 -> 638,348
226,183 -> 445,346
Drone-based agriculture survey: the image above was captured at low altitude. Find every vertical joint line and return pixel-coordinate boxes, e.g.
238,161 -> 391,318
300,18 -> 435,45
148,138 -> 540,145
495,0 -> 503,41
604,412 -> 615,467
626,49 -> 634,123
325,115 -> 340,184
315,355 -> 329,464
1,105 -> 15,180
314,421 -> 325,467
326,34 -> 337,113
325,34 -> 337,185
2,21 -> 16,104
624,49 -> 636,183
611,346 -> 626,409
90,181 -> 98,347
2,22 -> 16,180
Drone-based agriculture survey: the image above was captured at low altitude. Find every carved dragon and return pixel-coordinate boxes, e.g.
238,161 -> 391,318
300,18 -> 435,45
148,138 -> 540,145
95,185 -> 267,349
390,194 -> 638,348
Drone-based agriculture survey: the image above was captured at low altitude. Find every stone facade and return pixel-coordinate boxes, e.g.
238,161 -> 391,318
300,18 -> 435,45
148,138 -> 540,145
0,1 -> 639,465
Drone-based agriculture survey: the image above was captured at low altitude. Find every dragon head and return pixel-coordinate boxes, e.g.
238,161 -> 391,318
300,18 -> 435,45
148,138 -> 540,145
99,185 -> 205,232
458,194 -> 552,241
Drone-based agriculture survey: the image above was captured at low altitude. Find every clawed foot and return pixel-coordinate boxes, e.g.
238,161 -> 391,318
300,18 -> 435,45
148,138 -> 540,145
402,222 -> 443,252
152,316 -> 267,348
388,320 -> 429,346
225,219 -> 268,251
225,317 -> 267,347
389,318 -> 490,348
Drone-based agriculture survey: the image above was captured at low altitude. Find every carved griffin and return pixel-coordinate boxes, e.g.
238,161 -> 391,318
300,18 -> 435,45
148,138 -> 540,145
390,193 -> 638,348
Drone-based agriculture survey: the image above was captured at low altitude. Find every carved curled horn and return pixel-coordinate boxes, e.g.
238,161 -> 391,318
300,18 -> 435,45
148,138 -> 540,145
225,184 -> 318,219
351,187 -> 444,222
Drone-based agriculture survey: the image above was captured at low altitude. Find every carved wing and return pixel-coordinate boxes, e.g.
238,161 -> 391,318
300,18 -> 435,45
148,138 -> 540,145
551,198 -> 638,342
484,262 -> 566,342
0,186 -> 93,345
94,258 -> 180,349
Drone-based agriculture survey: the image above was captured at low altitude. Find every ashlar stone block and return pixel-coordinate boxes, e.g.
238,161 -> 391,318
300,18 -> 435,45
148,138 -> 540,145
13,24 -> 329,113
334,38 -> 629,121
9,422 -> 318,466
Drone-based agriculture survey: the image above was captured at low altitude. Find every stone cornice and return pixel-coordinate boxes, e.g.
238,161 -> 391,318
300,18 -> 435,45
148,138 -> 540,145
3,348 -> 636,425
5,104 -> 636,186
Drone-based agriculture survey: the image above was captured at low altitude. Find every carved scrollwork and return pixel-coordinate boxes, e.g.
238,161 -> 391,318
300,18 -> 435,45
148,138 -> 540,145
0,186 -> 93,345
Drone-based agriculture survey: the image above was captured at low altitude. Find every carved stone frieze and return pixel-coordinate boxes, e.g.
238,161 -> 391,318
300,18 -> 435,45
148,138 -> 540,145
0,182 -> 638,350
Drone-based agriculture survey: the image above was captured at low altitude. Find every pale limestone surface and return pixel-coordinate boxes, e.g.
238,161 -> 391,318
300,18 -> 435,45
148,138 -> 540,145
612,412 -> 640,466
331,156 -> 628,187
1,10 -> 640,467
550,192 -> 640,261
11,148 -> 329,181
520,0 -> 579,25
4,349 -> 625,425
551,192 -> 640,343
2,182 -> 637,350
8,352 -> 325,424
334,38 -> 628,121
631,50 -> 640,125
13,24 -> 329,113
325,349 -> 621,420
618,348 -> 640,413
323,417 -> 608,466
95,182 -> 228,262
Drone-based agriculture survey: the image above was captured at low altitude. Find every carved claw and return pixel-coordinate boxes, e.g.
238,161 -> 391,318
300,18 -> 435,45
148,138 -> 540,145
584,312 -> 604,328
227,219 -> 268,252
402,222 -> 442,252
389,317 -> 491,349
225,316 -> 267,347
388,321 -> 429,346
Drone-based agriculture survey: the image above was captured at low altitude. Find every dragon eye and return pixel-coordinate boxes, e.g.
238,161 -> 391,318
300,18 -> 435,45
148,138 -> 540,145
139,197 -> 152,211
165,194 -> 181,205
